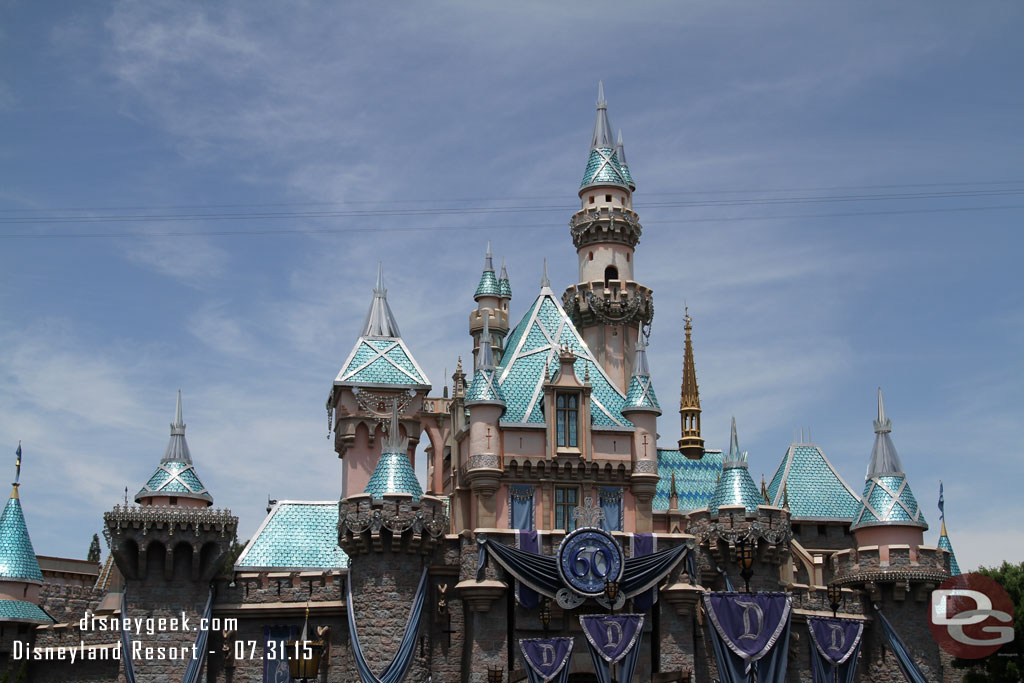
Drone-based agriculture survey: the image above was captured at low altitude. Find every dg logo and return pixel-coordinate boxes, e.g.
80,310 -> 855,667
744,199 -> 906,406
929,573 -> 1015,659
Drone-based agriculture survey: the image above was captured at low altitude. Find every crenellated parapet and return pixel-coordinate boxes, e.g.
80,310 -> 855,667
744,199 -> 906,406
832,544 -> 950,594
687,505 -> 792,589
562,279 -> 653,329
104,504 -> 237,581
569,206 -> 643,249
337,493 -> 448,556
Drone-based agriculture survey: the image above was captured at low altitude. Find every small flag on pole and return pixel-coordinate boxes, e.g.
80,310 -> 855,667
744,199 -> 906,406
938,481 -> 945,523
14,442 -> 21,486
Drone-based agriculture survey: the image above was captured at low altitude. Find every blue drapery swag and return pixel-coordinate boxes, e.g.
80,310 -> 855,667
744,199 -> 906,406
477,537 -> 688,599
579,614 -> 645,683
807,616 -> 863,683
510,484 -> 535,531
515,530 -> 542,608
120,589 -> 214,683
347,567 -> 429,683
599,487 -> 623,532
704,592 -> 792,683
876,610 -> 929,683
120,592 -> 137,683
183,588 -> 214,683
520,637 -> 574,683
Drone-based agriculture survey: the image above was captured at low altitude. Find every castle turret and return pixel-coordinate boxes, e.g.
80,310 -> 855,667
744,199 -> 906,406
622,330 -> 661,531
0,445 -> 53,627
463,315 -> 506,527
470,243 -> 510,369
678,309 -> 705,459
329,263 -> 431,499
135,390 -> 212,508
364,403 -> 424,500
562,82 -> 653,391
707,418 -> 763,514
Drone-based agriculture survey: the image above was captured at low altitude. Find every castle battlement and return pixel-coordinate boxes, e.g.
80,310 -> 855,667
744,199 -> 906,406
833,543 -> 951,588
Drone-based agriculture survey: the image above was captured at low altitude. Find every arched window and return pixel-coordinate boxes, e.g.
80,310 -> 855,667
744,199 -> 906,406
604,265 -> 618,286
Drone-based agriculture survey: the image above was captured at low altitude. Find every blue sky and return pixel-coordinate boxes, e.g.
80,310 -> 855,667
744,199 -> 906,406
2,2 -> 1022,570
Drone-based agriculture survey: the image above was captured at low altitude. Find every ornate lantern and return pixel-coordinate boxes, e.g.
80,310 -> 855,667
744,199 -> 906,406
487,665 -> 504,683
539,600 -> 552,631
827,582 -> 843,618
604,579 -> 620,603
287,605 -> 325,682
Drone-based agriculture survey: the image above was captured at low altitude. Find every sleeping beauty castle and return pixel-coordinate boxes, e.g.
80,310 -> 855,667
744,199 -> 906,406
0,85 -> 966,682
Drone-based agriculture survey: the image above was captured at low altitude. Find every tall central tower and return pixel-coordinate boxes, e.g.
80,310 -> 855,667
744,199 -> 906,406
562,83 -> 653,391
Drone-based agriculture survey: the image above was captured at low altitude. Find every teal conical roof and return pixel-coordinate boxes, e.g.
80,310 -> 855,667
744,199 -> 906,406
0,599 -> 53,624
136,391 -> 213,505
708,418 -> 762,513
467,317 -> 506,408
364,405 -> 423,500
580,83 -> 630,191
615,129 -> 635,190
0,490 -> 44,583
938,521 -> 961,576
474,242 -> 502,299
851,389 -> 927,531
498,259 -> 512,298
622,331 -> 660,414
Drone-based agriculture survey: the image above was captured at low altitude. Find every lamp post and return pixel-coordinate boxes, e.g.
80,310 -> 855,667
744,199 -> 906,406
539,599 -> 552,632
827,582 -> 842,618
603,580 -> 621,682
737,540 -> 755,593
487,665 -> 504,683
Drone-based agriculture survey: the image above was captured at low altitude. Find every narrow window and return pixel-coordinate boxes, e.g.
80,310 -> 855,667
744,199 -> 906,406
168,496 -> 177,506
589,196 -> 595,204
556,393 -> 579,447
588,251 -> 594,261
604,265 -> 618,286
605,194 -> 612,202
555,487 -> 578,531
625,253 -> 630,262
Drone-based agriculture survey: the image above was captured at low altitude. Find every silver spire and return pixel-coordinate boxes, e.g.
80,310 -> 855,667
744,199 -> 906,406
500,258 -> 509,282
380,400 -> 409,454
866,388 -> 904,478
484,241 -> 494,272
540,258 -> 550,288
590,81 -> 615,150
632,326 -> 650,377
361,262 -> 402,338
478,315 -> 495,370
616,129 -> 628,166
726,416 -> 748,465
161,390 -> 193,463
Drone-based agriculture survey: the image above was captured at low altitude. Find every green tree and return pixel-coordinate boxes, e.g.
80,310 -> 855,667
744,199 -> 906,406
87,533 -> 101,564
955,561 -> 1024,682
219,533 -> 248,578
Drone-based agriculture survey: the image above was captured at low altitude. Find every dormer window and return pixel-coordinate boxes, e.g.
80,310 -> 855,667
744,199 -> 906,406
556,393 -> 578,447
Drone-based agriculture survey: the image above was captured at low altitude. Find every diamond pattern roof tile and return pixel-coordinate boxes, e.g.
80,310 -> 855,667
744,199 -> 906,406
0,495 -> 44,582
0,599 -> 53,624
580,148 -> 630,189
654,449 -> 724,512
135,461 -> 212,504
708,464 -> 763,513
766,444 -> 861,520
364,451 -> 424,500
235,502 -> 349,570
335,337 -> 429,388
475,271 -> 501,298
938,532 -> 962,576
851,473 -> 927,530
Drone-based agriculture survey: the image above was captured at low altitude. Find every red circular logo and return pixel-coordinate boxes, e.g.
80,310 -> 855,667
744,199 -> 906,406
929,573 -> 1015,659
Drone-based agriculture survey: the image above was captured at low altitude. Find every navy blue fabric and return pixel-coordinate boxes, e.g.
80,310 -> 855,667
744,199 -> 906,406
704,593 -> 792,683
511,485 -> 535,530
347,567 -> 428,683
807,617 -> 863,683
120,592 -> 137,683
599,488 -> 622,532
515,530 -> 541,608
877,610 -> 929,683
263,625 -> 296,683
182,588 -> 213,683
581,615 -> 645,683
520,637 -> 573,683
620,544 -> 688,597
632,534 -> 657,611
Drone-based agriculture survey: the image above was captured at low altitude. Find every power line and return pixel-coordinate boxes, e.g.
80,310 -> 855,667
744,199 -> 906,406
2,204 -> 1020,239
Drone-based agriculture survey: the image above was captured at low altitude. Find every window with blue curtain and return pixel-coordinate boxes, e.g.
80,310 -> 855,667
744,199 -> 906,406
556,393 -> 578,447
599,487 -> 623,532
509,484 -> 535,530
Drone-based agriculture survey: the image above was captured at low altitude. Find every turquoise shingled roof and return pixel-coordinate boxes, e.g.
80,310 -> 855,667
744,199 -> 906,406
466,368 -> 505,406
766,444 -> 861,520
851,474 -> 927,530
235,502 -> 349,570
938,530 -> 961,576
136,461 -> 212,503
365,451 -> 424,500
0,494 -> 44,583
475,270 -> 501,298
0,599 -> 53,624
623,375 -> 660,413
654,449 -> 723,511
335,338 -> 429,388
496,289 -> 631,428
499,276 -> 512,298
580,148 -> 630,189
709,464 -> 763,514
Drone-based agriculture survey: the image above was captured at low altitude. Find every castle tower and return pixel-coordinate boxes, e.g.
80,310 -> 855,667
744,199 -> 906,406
329,263 -> 431,499
104,394 -> 237,682
0,446 -> 54,631
463,315 -> 506,527
469,242 -> 510,369
678,309 -> 705,459
621,330 -> 661,532
562,82 -> 653,391
707,418 -> 763,514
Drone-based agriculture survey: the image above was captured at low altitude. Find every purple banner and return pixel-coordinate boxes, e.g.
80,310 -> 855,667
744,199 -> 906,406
807,617 -> 864,666
579,614 -> 644,665
704,592 -> 792,663
519,637 -> 574,682
515,529 -> 541,608
631,533 -> 658,610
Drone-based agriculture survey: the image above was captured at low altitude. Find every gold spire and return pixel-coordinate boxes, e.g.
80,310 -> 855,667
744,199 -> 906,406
669,471 -> 678,510
678,308 -> 705,459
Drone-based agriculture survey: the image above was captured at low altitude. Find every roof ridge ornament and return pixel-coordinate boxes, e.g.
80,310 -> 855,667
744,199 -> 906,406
873,387 -> 891,434
590,81 -> 614,150
380,400 -> 409,455
540,258 -> 551,289
361,262 -> 402,338
161,390 -> 193,464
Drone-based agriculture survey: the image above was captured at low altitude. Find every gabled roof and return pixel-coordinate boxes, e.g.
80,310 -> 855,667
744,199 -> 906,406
0,599 -> 53,624
495,286 -> 631,428
0,492 -> 44,583
767,444 -> 861,520
335,338 -> 429,388
654,449 -> 723,511
235,501 -> 349,571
